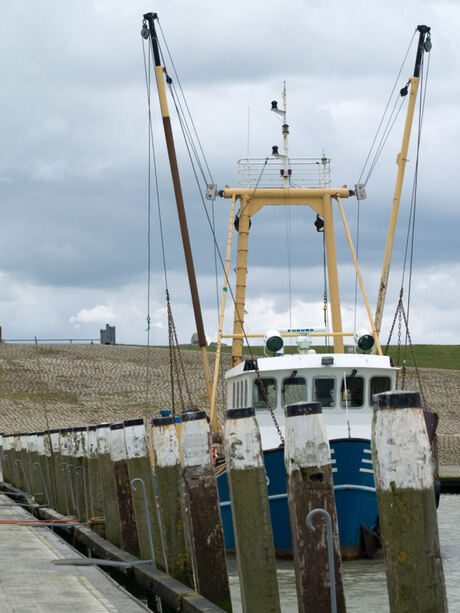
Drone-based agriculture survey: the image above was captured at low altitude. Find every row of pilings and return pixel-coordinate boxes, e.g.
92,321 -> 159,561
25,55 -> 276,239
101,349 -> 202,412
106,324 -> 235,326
0,391 -> 449,612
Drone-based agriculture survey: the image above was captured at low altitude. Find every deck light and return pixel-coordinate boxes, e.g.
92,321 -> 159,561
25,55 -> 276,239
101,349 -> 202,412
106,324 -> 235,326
272,145 -> 279,156
264,329 -> 283,354
355,329 -> 375,351
271,100 -> 278,110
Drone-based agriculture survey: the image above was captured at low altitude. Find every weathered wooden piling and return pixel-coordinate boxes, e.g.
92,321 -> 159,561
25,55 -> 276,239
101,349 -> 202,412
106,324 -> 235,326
2,434 -> 11,483
35,432 -> 49,506
12,434 -> 22,489
181,409 -> 232,611
110,422 -> 140,557
51,429 -> 67,515
0,432 -> 4,480
224,407 -> 280,613
87,425 -> 106,536
27,433 -> 40,500
73,426 -> 91,522
60,427 -> 75,515
124,418 -> 165,569
150,415 -> 193,588
284,402 -> 346,613
96,423 -> 122,547
372,391 -> 448,612
18,433 -> 30,492
43,431 -> 57,509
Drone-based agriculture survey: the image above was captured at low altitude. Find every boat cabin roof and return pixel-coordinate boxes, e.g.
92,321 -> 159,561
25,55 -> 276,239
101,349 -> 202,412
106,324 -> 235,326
225,352 -> 394,379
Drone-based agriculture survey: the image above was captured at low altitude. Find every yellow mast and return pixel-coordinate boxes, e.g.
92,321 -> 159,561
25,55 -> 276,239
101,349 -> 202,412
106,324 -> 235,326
374,25 -> 431,339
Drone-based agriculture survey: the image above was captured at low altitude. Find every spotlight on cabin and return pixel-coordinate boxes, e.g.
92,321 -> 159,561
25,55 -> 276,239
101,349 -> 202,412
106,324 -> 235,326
264,329 -> 284,355
272,145 -> 279,156
271,100 -> 278,110
354,328 -> 375,351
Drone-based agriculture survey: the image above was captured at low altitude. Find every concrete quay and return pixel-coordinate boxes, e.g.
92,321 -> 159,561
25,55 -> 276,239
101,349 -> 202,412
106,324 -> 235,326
0,493 -> 149,613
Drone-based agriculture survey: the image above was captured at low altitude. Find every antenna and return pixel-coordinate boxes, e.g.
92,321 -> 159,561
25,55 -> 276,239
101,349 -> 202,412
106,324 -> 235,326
247,106 -> 250,157
271,82 -> 290,187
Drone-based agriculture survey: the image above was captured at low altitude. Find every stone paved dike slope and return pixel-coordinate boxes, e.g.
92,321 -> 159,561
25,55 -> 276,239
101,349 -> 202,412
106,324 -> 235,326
0,344 -> 458,477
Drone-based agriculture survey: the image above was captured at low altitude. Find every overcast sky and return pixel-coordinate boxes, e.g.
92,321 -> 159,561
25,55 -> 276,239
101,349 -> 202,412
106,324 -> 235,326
1,0 -> 459,347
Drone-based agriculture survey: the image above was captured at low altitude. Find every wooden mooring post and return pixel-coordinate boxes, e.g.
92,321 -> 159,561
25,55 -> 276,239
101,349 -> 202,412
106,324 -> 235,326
150,415 -> 194,588
2,434 -> 12,483
110,423 -> 140,557
96,423 -> 122,547
284,402 -> 346,613
60,428 -> 75,515
71,426 -> 88,521
224,407 -> 280,613
372,390 -> 448,612
124,418 -> 165,569
51,429 -> 67,515
27,433 -> 40,501
87,425 -> 106,537
181,409 -> 232,612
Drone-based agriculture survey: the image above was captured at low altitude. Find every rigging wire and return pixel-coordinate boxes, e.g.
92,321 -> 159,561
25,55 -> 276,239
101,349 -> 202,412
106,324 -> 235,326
353,199 -> 360,336
363,95 -> 407,186
322,231 -> 329,347
157,18 -> 214,185
401,49 -> 430,353
141,37 -> 154,418
149,28 -> 222,335
142,37 -> 193,415
357,29 -> 417,186
149,24 -> 284,440
285,206 -> 293,330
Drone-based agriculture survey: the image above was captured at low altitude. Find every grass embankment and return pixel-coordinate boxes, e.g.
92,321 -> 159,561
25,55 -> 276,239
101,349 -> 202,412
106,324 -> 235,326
178,344 -> 460,371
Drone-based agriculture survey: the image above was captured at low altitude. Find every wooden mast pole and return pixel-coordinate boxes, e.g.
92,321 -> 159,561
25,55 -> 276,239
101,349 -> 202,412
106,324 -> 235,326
144,13 -> 212,405
374,25 -> 431,339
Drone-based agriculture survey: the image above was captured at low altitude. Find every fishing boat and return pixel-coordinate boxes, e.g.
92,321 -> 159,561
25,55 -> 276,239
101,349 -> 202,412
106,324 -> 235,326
212,25 -> 433,560
142,14 -> 433,559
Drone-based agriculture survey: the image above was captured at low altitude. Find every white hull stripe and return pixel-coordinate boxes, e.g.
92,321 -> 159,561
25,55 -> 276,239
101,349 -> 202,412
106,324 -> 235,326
219,483 -> 376,507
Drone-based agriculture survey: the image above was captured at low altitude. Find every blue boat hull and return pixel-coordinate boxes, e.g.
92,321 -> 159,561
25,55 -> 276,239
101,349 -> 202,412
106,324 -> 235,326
217,438 -> 378,558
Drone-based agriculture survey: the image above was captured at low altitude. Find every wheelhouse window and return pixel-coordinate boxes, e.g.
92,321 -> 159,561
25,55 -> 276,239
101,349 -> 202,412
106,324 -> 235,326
282,377 -> 306,406
253,378 -> 277,409
341,376 -> 364,408
370,376 -> 392,404
313,378 -> 336,408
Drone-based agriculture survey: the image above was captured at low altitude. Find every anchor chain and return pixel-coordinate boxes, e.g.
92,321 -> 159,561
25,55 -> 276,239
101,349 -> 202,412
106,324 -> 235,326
253,363 -> 284,446
384,288 -> 425,407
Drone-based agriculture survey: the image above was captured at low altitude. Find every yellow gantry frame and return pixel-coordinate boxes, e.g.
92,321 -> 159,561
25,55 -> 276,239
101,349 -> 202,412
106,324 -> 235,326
225,187 -> 348,366
219,185 -> 383,372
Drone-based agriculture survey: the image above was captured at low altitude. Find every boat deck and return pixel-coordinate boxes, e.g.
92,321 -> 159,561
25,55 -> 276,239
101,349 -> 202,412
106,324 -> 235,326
0,493 -> 148,613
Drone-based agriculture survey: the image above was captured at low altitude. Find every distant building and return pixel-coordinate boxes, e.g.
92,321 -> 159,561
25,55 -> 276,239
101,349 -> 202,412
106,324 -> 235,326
100,324 -> 116,345
190,332 -> 208,346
